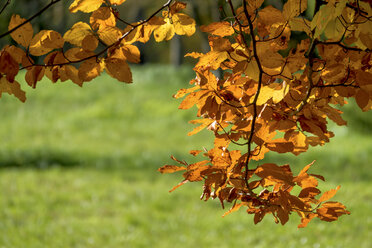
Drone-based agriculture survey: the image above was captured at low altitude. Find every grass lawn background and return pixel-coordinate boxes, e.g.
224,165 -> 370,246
0,65 -> 371,248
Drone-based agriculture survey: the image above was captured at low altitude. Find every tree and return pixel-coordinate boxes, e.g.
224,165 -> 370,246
0,0 -> 371,228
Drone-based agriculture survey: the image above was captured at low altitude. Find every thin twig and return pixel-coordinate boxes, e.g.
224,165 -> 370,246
0,0 -> 62,40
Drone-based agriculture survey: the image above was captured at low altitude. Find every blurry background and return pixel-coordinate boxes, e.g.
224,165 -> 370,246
1,1 -> 372,247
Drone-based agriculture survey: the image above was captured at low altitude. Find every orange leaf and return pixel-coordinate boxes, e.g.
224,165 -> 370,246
298,213 -> 317,228
78,59 -> 102,82
255,163 -> 294,186
319,185 -> 340,202
105,58 -> 132,83
158,165 -> 186,174
222,203 -> 243,217
169,179 -> 188,192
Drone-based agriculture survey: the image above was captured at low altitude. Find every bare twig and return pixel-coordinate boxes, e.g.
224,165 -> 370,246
0,0 -> 62,40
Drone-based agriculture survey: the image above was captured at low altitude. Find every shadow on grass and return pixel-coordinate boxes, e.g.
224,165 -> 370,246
0,150 -> 83,169
0,149 -> 168,179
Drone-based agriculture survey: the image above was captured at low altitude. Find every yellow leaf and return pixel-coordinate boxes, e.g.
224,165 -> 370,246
195,51 -> 228,70
172,13 -> 196,36
69,0 -> 104,13
311,4 -> 333,38
105,58 -> 132,83
8,15 -> 33,47
63,22 -> 92,46
153,18 -> 175,42
0,77 -> 26,102
289,17 -> 311,36
200,21 -> 234,37
109,0 -> 126,5
245,59 -> 259,82
98,26 -> 122,45
29,30 -> 64,56
323,18 -> 345,41
283,0 -> 307,20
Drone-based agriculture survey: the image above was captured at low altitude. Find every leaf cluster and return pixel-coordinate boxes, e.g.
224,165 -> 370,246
159,0 -> 371,227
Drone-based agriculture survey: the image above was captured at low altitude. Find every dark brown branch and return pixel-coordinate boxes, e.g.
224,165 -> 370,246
241,0 -> 264,194
111,8 -> 134,27
0,0 -> 62,40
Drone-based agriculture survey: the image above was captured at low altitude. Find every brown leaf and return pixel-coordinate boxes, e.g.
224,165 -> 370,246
25,66 -> 45,88
0,51 -> 19,82
355,88 -> 370,110
0,77 -> 26,102
255,163 -> 294,186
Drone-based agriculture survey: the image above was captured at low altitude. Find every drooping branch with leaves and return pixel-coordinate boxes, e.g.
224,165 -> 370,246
0,0 -> 371,228
160,0 -> 371,228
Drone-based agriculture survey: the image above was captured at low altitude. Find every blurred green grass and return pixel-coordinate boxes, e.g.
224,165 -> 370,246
0,65 -> 372,248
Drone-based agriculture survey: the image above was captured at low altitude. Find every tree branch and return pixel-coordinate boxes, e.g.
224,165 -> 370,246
0,0 -> 62,40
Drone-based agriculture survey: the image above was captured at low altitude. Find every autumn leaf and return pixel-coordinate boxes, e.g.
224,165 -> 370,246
0,51 -> 19,82
90,7 -> 116,30
0,76 -> 26,102
319,186 -> 341,202
25,66 -> 45,88
29,30 -> 64,56
255,163 -> 294,186
200,22 -> 234,37
109,0 -> 126,5
82,35 -> 99,51
78,59 -> 102,82
172,13 -> 196,36
153,18 -> 175,42
105,58 -> 132,83
98,26 -> 122,45
158,165 -> 186,174
8,15 -> 33,48
69,0 -> 104,13
283,0 -> 307,20
63,22 -> 92,46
